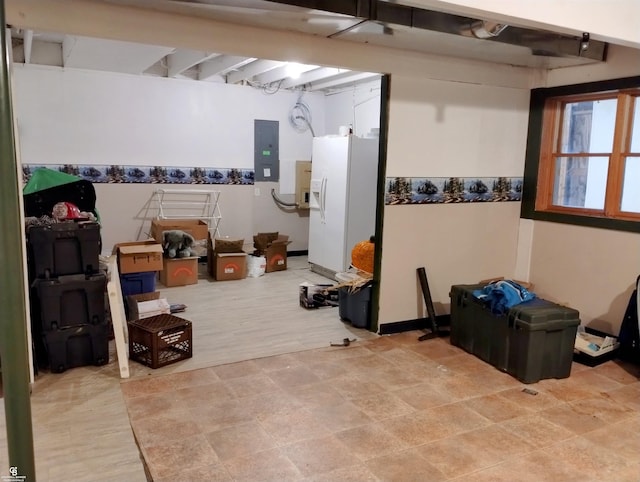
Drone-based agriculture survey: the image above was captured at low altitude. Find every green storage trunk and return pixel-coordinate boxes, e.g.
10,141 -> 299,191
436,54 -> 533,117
450,284 -> 511,370
506,299 -> 580,383
450,284 -> 580,384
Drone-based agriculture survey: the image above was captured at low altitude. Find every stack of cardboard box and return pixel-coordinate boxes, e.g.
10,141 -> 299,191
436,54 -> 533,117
151,219 -> 209,287
113,239 -> 164,295
207,235 -> 248,281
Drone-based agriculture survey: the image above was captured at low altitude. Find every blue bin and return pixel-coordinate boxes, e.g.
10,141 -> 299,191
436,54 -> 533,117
120,271 -> 156,297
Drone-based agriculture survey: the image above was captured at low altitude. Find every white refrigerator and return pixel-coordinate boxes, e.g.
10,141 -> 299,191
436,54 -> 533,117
308,135 -> 379,276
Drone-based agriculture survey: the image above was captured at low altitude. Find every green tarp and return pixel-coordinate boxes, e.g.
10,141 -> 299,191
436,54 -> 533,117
22,167 -> 82,195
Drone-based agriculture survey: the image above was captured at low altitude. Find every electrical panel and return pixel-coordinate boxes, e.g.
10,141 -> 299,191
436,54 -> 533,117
295,160 -> 312,209
254,119 -> 279,182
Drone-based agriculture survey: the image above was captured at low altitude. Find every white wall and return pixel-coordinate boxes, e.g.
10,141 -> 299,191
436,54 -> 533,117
529,221 -> 639,335
13,65 -> 326,252
14,64 -> 324,167
379,75 -> 530,325
324,79 -> 382,138
541,44 -> 640,88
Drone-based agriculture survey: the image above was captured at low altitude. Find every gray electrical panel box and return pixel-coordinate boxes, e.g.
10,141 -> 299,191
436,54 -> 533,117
254,119 -> 279,182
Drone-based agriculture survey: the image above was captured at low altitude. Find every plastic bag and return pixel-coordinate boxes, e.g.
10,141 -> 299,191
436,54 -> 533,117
247,255 -> 266,278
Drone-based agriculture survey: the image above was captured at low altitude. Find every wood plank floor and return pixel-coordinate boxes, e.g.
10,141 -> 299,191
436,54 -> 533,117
0,256 -> 377,481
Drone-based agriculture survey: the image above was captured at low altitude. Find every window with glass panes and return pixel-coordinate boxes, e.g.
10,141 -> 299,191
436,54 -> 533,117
535,89 -> 640,221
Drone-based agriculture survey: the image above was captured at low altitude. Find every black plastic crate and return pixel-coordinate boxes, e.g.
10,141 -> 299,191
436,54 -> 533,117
28,222 -> 101,279
128,314 -> 192,369
43,323 -> 109,373
450,284 -> 580,383
33,273 -> 106,332
338,284 -> 372,329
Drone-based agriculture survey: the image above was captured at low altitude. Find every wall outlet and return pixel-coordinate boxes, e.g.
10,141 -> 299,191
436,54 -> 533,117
254,187 -> 260,196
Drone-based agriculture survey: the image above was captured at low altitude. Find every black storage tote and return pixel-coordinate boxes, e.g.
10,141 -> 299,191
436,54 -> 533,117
33,273 -> 107,331
27,222 -> 101,279
450,284 -> 580,383
506,298 -> 580,383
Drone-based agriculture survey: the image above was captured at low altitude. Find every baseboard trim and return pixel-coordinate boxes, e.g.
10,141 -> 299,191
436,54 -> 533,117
379,315 -> 451,335
288,250 -> 308,257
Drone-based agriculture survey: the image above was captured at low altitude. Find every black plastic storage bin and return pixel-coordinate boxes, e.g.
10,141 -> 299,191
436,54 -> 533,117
33,273 -> 106,331
506,299 -> 580,383
27,221 -> 101,279
43,323 -> 109,373
338,284 -> 372,329
450,284 -> 511,370
120,271 -> 157,297
450,284 -> 580,383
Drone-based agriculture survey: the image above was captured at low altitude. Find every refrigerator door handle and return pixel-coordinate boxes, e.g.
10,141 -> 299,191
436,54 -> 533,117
320,176 -> 327,223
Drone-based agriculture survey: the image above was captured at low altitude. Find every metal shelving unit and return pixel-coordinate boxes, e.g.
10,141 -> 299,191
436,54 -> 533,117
153,188 -> 222,238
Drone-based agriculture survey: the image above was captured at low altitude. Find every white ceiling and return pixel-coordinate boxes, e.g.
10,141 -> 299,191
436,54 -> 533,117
10,0 -> 607,93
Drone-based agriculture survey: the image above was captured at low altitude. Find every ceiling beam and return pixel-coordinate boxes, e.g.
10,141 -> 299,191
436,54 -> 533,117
61,35 -> 174,74
309,71 -> 380,90
198,55 -> 254,80
226,59 -> 284,84
253,63 -> 318,85
264,0 -> 371,18
168,49 -> 218,77
279,67 -> 343,89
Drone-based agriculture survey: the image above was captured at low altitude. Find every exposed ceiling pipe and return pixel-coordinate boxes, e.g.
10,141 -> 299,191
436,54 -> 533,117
468,21 -> 508,39
23,29 -> 33,64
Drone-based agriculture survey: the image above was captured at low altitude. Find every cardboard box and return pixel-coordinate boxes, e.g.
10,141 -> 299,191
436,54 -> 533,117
159,257 -> 199,287
151,219 -> 210,257
257,234 -> 291,273
210,252 -> 248,281
126,291 -> 171,321
113,240 -> 164,274
299,282 -> 339,309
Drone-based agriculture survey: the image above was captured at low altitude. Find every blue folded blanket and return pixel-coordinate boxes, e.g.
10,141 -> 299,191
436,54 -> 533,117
473,280 -> 535,315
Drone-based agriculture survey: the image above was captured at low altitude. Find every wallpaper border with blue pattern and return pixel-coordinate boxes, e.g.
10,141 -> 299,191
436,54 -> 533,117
385,176 -> 523,205
22,164 -> 255,185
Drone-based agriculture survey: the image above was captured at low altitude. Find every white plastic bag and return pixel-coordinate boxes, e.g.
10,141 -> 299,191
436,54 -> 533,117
247,255 -> 266,277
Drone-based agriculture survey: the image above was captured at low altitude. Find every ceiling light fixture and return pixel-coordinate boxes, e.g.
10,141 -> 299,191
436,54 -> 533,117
285,62 -> 306,79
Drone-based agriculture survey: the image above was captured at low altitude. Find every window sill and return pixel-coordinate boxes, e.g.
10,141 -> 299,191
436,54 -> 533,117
528,210 -> 640,233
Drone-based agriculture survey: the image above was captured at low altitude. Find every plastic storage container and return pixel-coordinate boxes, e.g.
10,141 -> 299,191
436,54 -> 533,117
27,221 -> 101,279
506,299 -> 580,383
450,284 -> 511,370
450,284 -> 580,383
335,271 -> 373,328
43,323 -> 109,373
338,285 -> 373,329
128,314 -> 192,369
120,271 -> 157,297
33,273 -> 106,331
